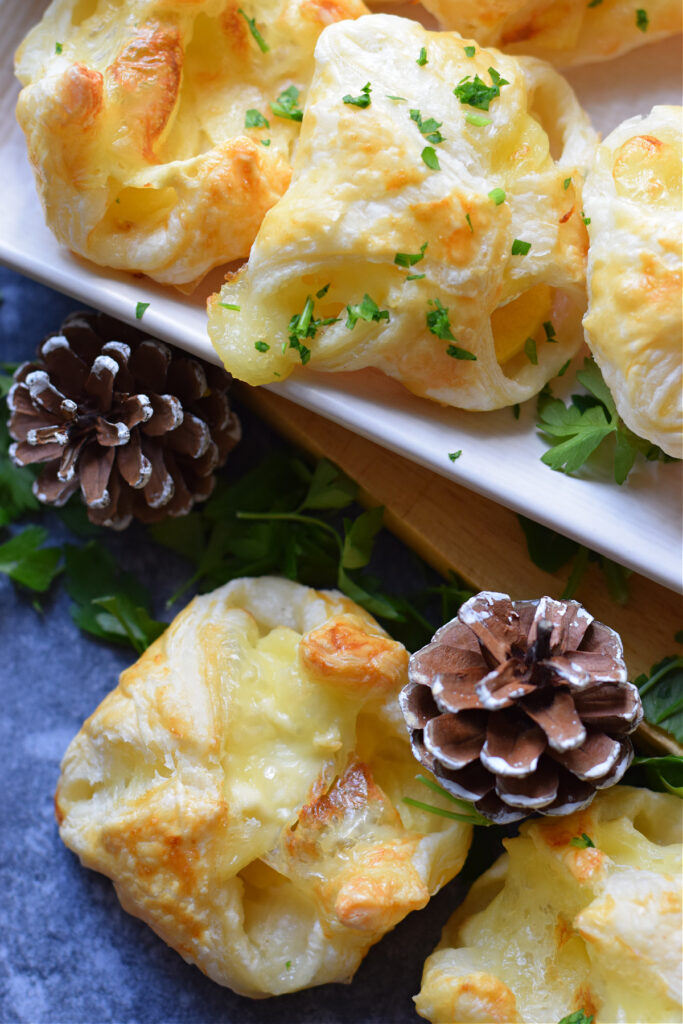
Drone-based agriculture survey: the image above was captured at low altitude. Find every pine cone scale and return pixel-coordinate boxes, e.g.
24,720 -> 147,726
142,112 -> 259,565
401,592 -> 643,823
41,335 -> 89,395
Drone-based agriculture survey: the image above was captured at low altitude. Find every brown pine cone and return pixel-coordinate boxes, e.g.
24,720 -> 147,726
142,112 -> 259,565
399,592 -> 643,824
8,312 -> 241,529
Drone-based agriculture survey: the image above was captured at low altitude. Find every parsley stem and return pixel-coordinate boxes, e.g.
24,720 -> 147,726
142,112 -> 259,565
235,510 -> 342,551
402,796 -> 486,825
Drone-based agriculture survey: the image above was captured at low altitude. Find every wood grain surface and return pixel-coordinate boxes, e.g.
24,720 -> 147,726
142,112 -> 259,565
240,384 -> 683,754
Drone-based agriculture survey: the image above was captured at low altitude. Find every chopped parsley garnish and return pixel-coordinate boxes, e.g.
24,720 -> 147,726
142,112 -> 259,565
343,82 -> 372,108
465,213 -> 473,233
386,95 -> 407,102
563,176 -> 572,189
410,109 -> 445,144
55,42 -> 63,54
447,343 -> 477,361
570,833 -> 595,849
557,358 -> 571,377
466,113 -> 491,127
448,450 -> 462,461
416,47 -> 428,66
513,403 -> 520,419
245,109 -> 269,129
543,321 -> 557,342
218,303 -> 241,311
254,340 -> 270,352
488,187 -> 506,205
406,273 -> 426,281
511,238 -> 531,255
238,8 -> 269,53
316,283 -> 330,299
271,85 -> 303,122
464,45 -> 476,57
285,960 -> 292,970
288,295 -> 339,364
636,7 -> 648,29
558,1011 -> 594,1024
394,242 -> 428,268
261,138 -> 271,146
421,146 -> 440,170
135,302 -> 149,320
345,294 -> 390,329
453,67 -> 509,110
587,0 -> 603,6
581,211 -> 591,225
426,298 -> 455,340
524,337 -> 538,365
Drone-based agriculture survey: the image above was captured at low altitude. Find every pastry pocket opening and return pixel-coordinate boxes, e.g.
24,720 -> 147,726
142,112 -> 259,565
107,186 -> 179,230
491,283 -> 554,366
70,0 -> 103,28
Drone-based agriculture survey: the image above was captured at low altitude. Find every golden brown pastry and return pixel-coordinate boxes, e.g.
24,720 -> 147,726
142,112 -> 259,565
415,785 -> 683,1023
56,577 -> 471,998
417,0 -> 681,67
582,106 -> 682,459
14,0 -> 367,286
209,14 -> 596,411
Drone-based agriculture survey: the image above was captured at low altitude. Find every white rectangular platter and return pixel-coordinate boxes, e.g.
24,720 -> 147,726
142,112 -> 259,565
1,0 -> 681,592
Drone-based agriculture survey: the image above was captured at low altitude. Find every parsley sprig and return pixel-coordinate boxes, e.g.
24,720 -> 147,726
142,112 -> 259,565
345,294 -> 390,329
270,85 -> 303,122
635,656 -> 683,745
454,67 -> 509,111
537,358 -> 677,484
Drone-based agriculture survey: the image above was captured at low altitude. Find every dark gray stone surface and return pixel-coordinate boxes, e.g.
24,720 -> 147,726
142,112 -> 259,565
0,267 -> 481,1024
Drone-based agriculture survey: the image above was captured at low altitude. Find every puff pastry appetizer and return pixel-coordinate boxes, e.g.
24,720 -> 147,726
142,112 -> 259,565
415,786 -> 683,1023
209,15 -> 596,411
55,577 -> 471,998
417,0 -> 682,67
582,106 -> 682,459
15,0 -> 367,286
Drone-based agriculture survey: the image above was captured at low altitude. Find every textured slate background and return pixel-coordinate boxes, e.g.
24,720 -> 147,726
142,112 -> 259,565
0,265 -> 482,1024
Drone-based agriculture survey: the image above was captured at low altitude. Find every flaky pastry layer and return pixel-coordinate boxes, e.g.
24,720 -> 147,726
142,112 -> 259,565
415,0 -> 681,67
582,106 -> 682,458
56,576 -> 471,998
415,786 -> 683,1023
209,15 -> 596,410
15,0 -> 367,285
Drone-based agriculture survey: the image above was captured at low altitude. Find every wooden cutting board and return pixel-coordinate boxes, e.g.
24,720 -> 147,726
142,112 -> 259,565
240,384 -> 683,755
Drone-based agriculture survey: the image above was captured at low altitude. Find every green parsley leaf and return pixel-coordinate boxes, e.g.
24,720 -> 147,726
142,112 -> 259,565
426,298 -> 455,340
410,109 -> 445,144
636,7 -> 648,30
447,344 -> 477,361
518,515 -> 581,574
135,301 -> 149,319
513,403 -> 520,420
346,294 -> 390,329
488,187 -> 506,205
285,961 -> 292,970
581,211 -> 591,225
238,8 -> 269,53
557,358 -> 571,377
343,83 -> 372,109
218,302 -> 241,311
300,458 -> 356,511
0,526 -> 61,592
563,176 -> 572,189
558,1010 -> 594,1024
453,67 -> 509,110
406,273 -> 426,281
271,85 -> 303,122
543,320 -> 557,342
465,112 -> 491,127
524,337 -> 538,365
417,47 -> 428,65
245,109 -> 269,129
288,294 -> 339,362
511,238 -> 531,255
394,242 -> 428,268
260,138 -> 271,146
55,42 -> 63,54
64,542 -> 166,654
570,833 -> 595,849
421,146 -> 440,170
464,45 -> 476,57
635,656 -> 683,744
316,284 -> 330,299
386,95 -> 407,101
465,213 -> 473,233
448,450 -> 462,461
628,755 -> 683,799
254,340 -> 270,352
341,505 -> 384,570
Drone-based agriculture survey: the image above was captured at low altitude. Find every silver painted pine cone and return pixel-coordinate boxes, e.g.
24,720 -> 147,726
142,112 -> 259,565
399,592 -> 643,824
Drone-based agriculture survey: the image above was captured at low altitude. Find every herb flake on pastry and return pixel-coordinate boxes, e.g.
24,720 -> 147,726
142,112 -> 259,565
416,0 -> 682,67
14,0 -> 368,286
582,106 -> 682,459
55,576 -> 471,998
415,786 -> 683,1023
208,15 -> 596,411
